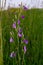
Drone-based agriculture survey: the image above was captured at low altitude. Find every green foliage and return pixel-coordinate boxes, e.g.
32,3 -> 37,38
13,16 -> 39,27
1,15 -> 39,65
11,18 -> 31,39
1,9 -> 43,65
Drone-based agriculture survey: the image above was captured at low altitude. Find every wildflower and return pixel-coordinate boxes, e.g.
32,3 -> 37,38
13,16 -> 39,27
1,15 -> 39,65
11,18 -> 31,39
12,22 -> 16,29
23,6 -> 28,10
18,28 -> 22,33
21,15 -> 25,19
10,37 -> 14,43
23,39 -> 28,44
19,4 -> 21,6
18,20 -> 20,25
24,46 -> 27,54
10,51 -> 16,58
18,32 -> 22,38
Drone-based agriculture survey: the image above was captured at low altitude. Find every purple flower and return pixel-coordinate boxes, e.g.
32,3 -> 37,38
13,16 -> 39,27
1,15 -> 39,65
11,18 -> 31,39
10,37 -> 14,43
19,4 -> 21,6
12,22 -> 16,29
21,15 -> 25,19
23,6 -> 28,10
18,33 -> 22,38
18,28 -> 22,33
23,39 -> 28,44
24,46 -> 27,54
18,20 -> 20,25
10,51 -> 16,58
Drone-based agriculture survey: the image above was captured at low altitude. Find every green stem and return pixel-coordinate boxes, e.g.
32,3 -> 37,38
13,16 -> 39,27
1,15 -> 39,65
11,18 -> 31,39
17,4 -> 23,64
23,53 -> 26,65
17,34 -> 20,65
17,6 -> 23,65
13,58 -> 14,65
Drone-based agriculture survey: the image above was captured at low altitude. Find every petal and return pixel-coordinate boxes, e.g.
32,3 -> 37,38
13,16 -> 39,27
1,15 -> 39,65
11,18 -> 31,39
18,33 -> 22,38
18,20 -> 20,25
12,22 -> 16,29
24,46 -> 27,54
10,37 -> 14,43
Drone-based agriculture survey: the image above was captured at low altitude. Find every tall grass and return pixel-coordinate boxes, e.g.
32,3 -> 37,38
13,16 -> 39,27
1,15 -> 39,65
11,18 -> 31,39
0,11 -> 3,65
1,8 -> 43,65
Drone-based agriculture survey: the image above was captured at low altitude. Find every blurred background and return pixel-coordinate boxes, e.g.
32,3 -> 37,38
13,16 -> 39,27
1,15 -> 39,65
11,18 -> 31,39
0,0 -> 43,10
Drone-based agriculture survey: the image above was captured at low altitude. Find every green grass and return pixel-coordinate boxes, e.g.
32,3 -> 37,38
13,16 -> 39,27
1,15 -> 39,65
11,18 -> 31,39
0,18 -> 3,65
1,8 -> 43,65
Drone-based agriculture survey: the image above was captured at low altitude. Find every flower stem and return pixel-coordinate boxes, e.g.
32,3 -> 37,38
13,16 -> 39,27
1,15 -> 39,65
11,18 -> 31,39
23,53 -> 26,65
17,33 -> 20,65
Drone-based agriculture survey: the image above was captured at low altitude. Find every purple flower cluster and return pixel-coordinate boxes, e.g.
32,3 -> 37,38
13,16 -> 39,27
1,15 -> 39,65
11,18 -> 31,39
10,7 -> 29,58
